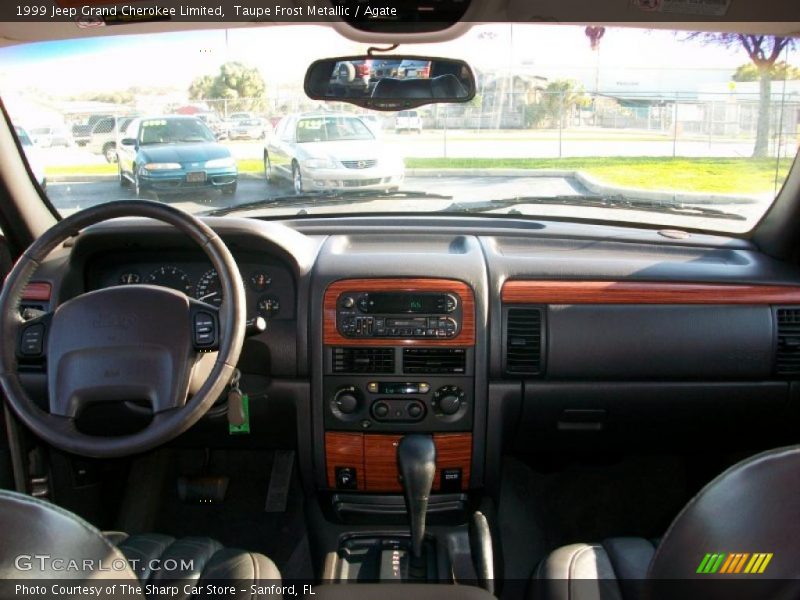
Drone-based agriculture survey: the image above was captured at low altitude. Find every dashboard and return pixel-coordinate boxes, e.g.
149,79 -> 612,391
19,214 -> 800,499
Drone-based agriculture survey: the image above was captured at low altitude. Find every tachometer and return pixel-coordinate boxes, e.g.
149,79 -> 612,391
144,266 -> 193,294
195,269 -> 223,307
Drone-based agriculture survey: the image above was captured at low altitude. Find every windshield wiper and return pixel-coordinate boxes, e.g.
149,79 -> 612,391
441,194 -> 746,221
205,189 -> 453,216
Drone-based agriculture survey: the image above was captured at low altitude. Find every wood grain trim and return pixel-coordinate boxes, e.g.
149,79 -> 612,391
364,434 -> 404,492
325,432 -> 365,491
323,278 -> 475,347
502,280 -> 800,305
22,282 -> 52,302
360,432 -> 472,492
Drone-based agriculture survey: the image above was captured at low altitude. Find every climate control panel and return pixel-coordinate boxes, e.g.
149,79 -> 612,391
324,377 -> 473,433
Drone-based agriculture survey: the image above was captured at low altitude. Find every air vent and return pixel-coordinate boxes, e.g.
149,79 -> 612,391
333,348 -> 395,374
403,348 -> 466,374
776,308 -> 800,376
505,307 -> 543,375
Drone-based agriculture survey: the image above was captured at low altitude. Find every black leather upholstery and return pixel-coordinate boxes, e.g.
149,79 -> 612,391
533,445 -> 800,600
108,532 -> 281,593
0,490 -> 280,599
531,538 -> 655,600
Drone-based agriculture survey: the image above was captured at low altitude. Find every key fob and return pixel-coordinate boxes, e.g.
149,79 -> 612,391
227,389 -> 245,426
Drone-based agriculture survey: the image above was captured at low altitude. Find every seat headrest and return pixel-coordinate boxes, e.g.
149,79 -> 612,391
648,445 -> 800,599
0,490 -> 141,597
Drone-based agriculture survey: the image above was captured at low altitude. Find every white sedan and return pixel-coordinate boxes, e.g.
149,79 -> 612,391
264,113 -> 404,194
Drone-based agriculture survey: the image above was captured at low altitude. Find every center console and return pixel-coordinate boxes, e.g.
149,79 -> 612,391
311,277 -> 491,587
321,279 -> 475,494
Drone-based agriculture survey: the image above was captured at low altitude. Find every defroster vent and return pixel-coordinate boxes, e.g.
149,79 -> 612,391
333,347 -> 395,373
776,308 -> 800,376
505,307 -> 543,375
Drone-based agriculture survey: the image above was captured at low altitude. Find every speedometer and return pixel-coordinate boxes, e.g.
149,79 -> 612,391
195,269 -> 223,307
144,266 -> 193,294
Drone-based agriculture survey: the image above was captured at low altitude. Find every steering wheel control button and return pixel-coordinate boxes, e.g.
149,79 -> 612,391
20,323 -> 45,356
193,311 -> 217,349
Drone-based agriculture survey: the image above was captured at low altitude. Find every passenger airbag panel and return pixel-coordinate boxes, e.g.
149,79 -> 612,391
547,305 -> 773,379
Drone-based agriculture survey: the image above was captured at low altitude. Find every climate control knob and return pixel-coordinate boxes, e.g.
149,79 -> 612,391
332,386 -> 361,416
433,385 -> 465,416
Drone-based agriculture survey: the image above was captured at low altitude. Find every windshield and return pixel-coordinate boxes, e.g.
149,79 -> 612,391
1,24 -> 797,233
296,116 -> 374,143
139,118 -> 216,144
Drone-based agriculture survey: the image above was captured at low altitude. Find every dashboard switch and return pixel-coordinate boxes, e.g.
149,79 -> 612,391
335,467 -> 358,490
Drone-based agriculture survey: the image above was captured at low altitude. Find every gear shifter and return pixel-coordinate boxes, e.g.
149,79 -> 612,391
396,434 -> 437,559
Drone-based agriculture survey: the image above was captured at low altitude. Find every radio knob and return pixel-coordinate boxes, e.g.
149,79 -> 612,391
342,296 -> 355,309
373,401 -> 390,419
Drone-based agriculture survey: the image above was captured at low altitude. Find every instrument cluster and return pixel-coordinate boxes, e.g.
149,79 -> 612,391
88,257 -> 293,321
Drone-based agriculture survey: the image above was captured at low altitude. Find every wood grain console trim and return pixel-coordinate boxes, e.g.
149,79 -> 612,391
502,280 -> 800,305
325,432 -> 366,491
326,432 -> 473,492
323,278 -> 475,346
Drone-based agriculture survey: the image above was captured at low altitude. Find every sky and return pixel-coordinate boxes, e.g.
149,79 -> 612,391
0,24 -> 796,97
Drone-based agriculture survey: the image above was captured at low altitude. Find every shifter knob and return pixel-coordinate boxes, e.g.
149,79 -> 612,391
396,434 -> 437,559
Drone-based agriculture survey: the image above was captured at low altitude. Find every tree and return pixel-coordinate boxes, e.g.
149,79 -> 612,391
687,34 -> 795,157
188,62 -> 267,113
733,61 -> 800,82
524,80 -> 590,128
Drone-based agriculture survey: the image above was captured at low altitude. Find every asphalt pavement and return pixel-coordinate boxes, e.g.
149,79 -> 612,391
46,174 -> 588,216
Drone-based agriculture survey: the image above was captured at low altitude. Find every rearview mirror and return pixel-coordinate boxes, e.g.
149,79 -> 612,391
120,138 -> 137,147
305,55 -> 476,111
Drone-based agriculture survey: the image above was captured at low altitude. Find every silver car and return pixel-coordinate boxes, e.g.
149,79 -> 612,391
264,113 -> 404,194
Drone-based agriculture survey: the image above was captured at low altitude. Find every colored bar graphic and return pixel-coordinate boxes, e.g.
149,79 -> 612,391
699,552 -> 773,575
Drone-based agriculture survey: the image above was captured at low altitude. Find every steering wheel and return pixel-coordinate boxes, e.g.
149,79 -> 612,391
0,201 -> 246,458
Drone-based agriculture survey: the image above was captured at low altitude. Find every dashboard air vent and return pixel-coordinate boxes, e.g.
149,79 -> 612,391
505,307 -> 543,375
403,348 -> 466,374
776,308 -> 800,376
333,348 -> 395,374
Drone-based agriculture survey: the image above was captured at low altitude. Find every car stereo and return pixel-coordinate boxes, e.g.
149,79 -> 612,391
336,291 -> 462,338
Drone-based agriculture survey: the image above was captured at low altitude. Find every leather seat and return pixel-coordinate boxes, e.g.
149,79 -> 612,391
0,490 -> 280,599
531,445 -> 800,600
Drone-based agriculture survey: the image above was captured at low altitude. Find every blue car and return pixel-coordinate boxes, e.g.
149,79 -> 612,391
117,116 -> 238,197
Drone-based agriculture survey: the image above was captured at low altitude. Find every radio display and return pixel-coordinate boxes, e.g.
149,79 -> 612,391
366,293 -> 443,314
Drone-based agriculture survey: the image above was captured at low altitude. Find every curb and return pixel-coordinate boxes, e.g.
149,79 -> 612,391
406,168 -> 759,205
